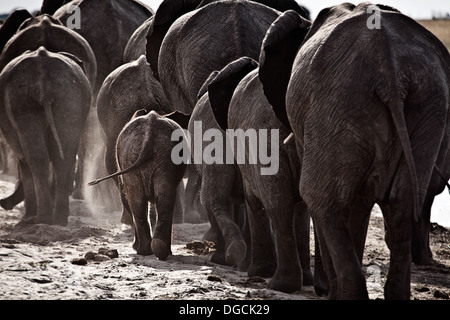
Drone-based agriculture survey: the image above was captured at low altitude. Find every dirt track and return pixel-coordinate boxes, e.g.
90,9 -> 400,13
0,175 -> 449,300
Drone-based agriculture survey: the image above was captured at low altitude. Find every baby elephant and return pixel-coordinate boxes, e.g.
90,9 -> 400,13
89,110 -> 186,259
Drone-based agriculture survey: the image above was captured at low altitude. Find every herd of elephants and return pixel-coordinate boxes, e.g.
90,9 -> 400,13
0,0 -> 449,300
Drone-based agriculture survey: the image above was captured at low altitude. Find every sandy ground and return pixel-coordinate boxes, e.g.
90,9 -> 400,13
0,174 -> 449,301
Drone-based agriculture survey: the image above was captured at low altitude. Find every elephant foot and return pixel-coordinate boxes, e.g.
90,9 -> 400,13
313,269 -> 329,297
151,238 -> 171,260
268,273 -> 303,293
412,251 -> 433,266
211,251 -> 227,265
225,240 -> 246,266
133,239 -> 153,256
121,211 -> 133,226
202,227 -> 220,244
248,262 -> 277,278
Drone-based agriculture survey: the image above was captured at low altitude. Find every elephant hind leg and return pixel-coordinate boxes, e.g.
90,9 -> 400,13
381,170 -> 414,300
200,171 -> 246,267
411,192 -> 433,266
51,158 -> 76,226
294,201 -> 313,286
15,162 -> 38,224
151,182 -> 177,260
244,191 -> 276,278
311,207 -> 368,300
121,181 -> 152,256
381,200 -> 412,300
15,117 -> 53,224
265,202 -> 303,293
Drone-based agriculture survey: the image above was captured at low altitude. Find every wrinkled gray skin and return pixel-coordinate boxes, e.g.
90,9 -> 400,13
152,0 -> 279,114
54,0 -> 153,95
147,0 -> 310,105
0,47 -> 91,225
96,55 -> 185,224
0,15 -> 96,87
89,110 -> 186,260
261,7 -> 450,299
208,57 -> 313,293
189,77 -> 246,268
123,17 -> 153,63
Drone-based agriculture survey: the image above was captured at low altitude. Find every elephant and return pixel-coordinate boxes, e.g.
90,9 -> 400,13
259,6 -> 450,299
97,55 -> 169,179
0,15 -> 97,87
0,12 -> 97,210
0,47 -> 91,225
207,57 -> 314,293
53,0 -> 154,95
188,70 -> 247,267
88,110 -> 187,260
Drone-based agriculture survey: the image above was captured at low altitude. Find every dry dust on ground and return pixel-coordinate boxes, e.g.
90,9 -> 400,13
0,175 -> 449,300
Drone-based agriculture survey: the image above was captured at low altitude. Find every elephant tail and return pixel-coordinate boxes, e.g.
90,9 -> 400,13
389,99 -> 421,222
36,47 -> 65,160
87,160 -> 144,186
87,144 -> 152,186
43,102 -> 65,161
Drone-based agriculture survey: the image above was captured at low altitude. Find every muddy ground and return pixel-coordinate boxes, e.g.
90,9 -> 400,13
0,174 -> 449,301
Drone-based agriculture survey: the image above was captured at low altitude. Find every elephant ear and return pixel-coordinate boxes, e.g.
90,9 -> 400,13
251,0 -> 311,19
208,57 -> 258,131
40,0 -> 69,15
164,111 -> 191,129
0,9 -> 32,54
197,70 -> 219,100
146,0 -> 202,80
259,10 -> 311,132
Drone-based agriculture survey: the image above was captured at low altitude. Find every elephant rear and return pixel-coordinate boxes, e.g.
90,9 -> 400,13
0,47 -> 91,225
157,0 -> 280,113
114,110 -> 186,259
260,5 -> 449,299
